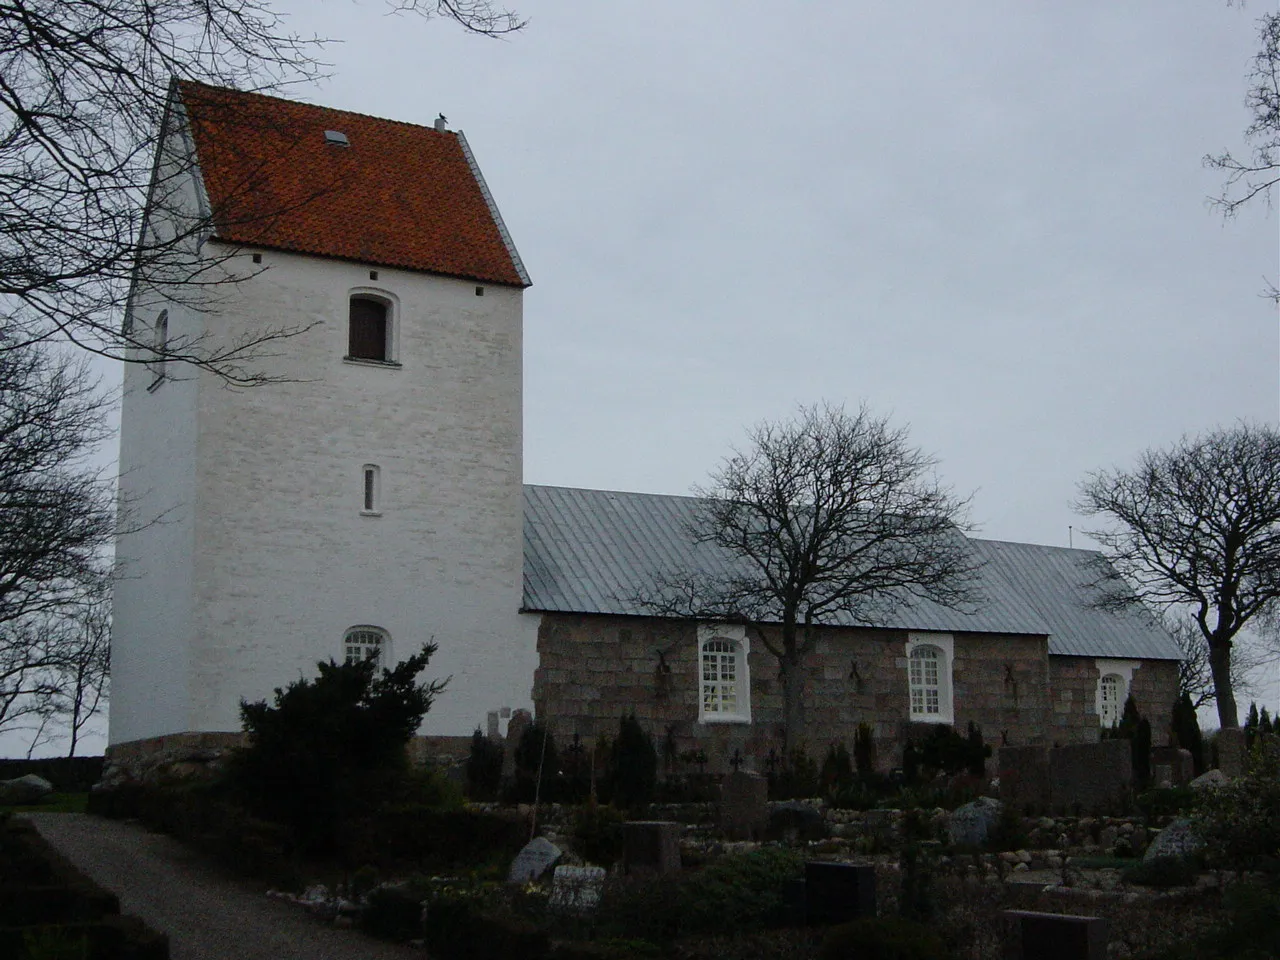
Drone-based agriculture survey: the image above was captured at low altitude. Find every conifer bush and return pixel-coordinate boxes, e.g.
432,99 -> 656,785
230,645 -> 446,850
604,714 -> 657,809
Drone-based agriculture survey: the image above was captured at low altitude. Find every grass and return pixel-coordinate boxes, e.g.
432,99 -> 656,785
1,792 -> 89,814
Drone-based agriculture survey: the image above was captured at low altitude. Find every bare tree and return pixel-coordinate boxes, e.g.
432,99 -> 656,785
1167,613 -> 1260,711
52,599 -> 111,758
0,334 -> 113,743
640,403 -> 979,751
1,0 -> 523,384
1078,423 -> 1280,729
1206,11 -> 1280,217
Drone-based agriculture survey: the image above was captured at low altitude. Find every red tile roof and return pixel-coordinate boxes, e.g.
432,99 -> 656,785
177,81 -> 528,286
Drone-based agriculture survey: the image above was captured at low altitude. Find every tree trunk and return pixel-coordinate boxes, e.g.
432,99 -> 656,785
780,654 -> 806,753
1209,639 -> 1238,729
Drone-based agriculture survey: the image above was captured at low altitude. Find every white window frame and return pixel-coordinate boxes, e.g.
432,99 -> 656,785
345,287 -> 400,366
344,626 -> 389,667
697,624 -> 751,724
905,632 -> 954,724
361,463 -> 382,515
1094,659 -> 1139,728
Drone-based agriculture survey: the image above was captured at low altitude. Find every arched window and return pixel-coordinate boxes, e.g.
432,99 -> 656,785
906,633 -> 954,724
909,646 -> 941,717
1099,674 -> 1123,728
1093,659 -> 1139,728
151,310 -> 169,382
698,625 -> 751,723
344,626 -> 388,667
348,295 -> 390,362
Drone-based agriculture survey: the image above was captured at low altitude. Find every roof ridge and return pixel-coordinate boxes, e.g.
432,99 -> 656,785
526,482 -> 704,503
177,79 -> 448,136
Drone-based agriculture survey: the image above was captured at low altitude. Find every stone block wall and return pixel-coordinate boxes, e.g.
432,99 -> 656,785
1048,657 -> 1178,747
534,613 -> 1069,772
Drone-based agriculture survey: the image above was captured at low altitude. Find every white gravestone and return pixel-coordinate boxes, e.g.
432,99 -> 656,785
507,836 -> 563,884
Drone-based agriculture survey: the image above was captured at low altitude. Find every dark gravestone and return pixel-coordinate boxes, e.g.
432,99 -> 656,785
1003,911 -> 1107,960
804,862 -> 876,925
1048,740 -> 1131,814
998,746 -> 1051,813
622,821 -> 681,875
719,771 -> 769,840
1151,747 -> 1194,786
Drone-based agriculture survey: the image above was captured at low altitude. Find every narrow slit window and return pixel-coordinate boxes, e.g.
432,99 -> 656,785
152,310 -> 169,381
362,464 -> 380,513
349,296 -> 389,361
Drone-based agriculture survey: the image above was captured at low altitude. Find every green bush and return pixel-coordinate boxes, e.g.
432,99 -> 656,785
854,723 -> 877,776
508,721 -> 561,804
818,916 -> 947,960
340,807 -> 527,874
904,724 -> 990,783
1141,882 -> 1280,960
821,744 -> 855,796
230,645 -> 446,851
1171,692 -> 1205,775
424,886 -> 549,960
362,885 -> 425,942
1102,696 -> 1152,790
466,730 -> 504,801
1136,787 -> 1196,822
604,715 -> 657,809
596,847 -> 803,943
571,800 -> 625,867
769,747 -> 821,800
1122,856 -> 1199,889
1194,741 -> 1280,873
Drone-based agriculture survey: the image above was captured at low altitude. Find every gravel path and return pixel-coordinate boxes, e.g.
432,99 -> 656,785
25,813 -> 420,960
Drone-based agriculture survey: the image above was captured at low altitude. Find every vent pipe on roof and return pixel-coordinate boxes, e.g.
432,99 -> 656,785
434,113 -> 448,133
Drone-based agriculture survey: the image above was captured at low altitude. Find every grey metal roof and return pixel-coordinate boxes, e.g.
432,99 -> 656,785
522,484 -> 1181,661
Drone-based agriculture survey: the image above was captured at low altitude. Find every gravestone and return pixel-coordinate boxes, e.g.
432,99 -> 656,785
766,801 -> 828,842
1048,740 -> 1131,814
507,836 -> 562,884
804,862 -> 876,925
1216,728 -> 1247,778
623,821 -> 682,874
948,797 -> 1004,848
1003,910 -> 1107,960
1151,747 -> 1194,786
1143,818 -> 1203,862
719,771 -> 769,840
1152,764 -> 1173,789
998,745 -> 1051,813
0,774 -> 53,805
549,865 -> 606,913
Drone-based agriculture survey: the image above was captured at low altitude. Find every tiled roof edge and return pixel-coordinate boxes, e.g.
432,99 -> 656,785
455,129 -> 531,287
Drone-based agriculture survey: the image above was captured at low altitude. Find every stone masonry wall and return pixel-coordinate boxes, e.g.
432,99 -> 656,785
534,613 -> 1059,773
1047,657 -> 1178,747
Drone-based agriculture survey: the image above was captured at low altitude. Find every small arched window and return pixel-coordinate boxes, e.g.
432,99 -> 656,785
344,626 -> 388,667
1099,674 -> 1123,728
909,645 -> 942,717
906,633 -> 954,724
348,295 -> 390,362
698,625 -> 751,723
151,310 -> 169,382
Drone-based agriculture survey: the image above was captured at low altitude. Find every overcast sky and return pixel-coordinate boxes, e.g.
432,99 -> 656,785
14,2 -> 1280,758
269,0 -> 1277,551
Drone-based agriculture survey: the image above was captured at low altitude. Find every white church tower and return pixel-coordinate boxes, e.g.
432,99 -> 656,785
111,81 -> 539,745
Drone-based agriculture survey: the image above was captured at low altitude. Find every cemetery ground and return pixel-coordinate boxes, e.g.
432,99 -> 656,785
6,728 -> 1280,960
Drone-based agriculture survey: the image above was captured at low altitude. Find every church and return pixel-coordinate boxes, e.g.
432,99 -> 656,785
112,83 -> 1180,770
